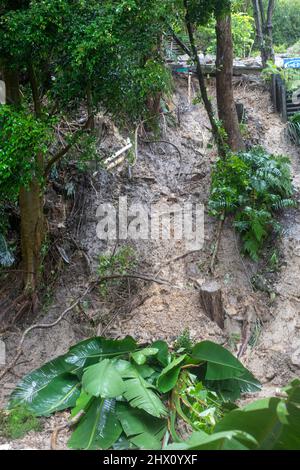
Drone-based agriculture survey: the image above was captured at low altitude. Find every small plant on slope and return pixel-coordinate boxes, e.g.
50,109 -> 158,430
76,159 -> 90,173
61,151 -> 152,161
209,147 -> 296,260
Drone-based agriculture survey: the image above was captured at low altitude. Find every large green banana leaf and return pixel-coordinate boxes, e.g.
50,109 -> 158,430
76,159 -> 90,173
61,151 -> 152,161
9,355 -> 80,416
64,336 -> 137,368
191,340 -> 252,380
157,355 -> 186,393
204,374 -> 261,401
215,393 -> 300,450
166,429 -> 257,450
190,340 -> 261,400
115,360 -> 167,418
116,402 -> 167,450
82,359 -> 125,398
68,398 -> 122,450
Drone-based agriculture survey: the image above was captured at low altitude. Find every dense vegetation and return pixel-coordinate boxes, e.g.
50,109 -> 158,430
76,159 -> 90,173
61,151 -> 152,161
0,0 -> 299,452
8,336 -> 300,449
209,148 -> 296,260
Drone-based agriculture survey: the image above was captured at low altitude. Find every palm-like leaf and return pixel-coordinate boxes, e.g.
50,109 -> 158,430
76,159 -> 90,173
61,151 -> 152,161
68,398 -> 121,450
115,360 -> 167,417
82,359 -> 125,398
9,355 -> 80,416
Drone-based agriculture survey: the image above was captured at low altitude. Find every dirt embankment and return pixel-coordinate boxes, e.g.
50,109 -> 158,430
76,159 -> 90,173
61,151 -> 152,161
0,75 -> 299,449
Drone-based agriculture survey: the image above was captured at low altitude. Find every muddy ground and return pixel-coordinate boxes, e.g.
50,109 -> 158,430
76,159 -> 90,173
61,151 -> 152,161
0,75 -> 299,449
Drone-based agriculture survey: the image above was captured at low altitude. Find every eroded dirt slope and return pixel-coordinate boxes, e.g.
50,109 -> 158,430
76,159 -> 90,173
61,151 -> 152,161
1,76 -> 299,449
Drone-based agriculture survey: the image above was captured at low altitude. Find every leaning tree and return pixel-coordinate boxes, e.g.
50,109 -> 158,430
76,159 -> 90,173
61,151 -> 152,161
170,0 -> 245,153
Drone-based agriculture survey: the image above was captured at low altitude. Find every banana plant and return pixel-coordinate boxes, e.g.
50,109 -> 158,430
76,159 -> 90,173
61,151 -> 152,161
9,336 -> 265,450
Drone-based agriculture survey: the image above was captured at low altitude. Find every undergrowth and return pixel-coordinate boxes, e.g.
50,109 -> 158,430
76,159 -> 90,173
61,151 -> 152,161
98,245 -> 137,296
209,147 -> 296,260
287,112 -> 300,146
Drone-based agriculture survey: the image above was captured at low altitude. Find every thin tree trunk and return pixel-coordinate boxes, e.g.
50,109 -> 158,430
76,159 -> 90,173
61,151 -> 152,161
215,15 -> 245,152
86,82 -> 95,130
19,181 -> 44,294
183,0 -> 226,156
252,0 -> 275,67
265,0 -> 275,63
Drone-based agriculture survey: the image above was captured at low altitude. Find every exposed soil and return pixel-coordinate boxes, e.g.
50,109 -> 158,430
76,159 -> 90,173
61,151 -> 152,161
0,75 -> 299,449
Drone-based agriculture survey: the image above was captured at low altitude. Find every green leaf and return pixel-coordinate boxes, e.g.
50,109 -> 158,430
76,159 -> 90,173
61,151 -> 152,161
9,356 -> 80,416
115,361 -> 167,418
64,336 -> 137,368
116,402 -> 166,450
68,398 -> 122,450
215,396 -> 300,450
283,378 -> 300,405
131,348 -> 158,365
205,373 -> 261,401
150,340 -> 170,366
71,390 -> 92,418
82,359 -> 125,398
157,355 -> 186,393
191,341 -> 247,380
166,430 -> 257,450
113,434 -> 137,450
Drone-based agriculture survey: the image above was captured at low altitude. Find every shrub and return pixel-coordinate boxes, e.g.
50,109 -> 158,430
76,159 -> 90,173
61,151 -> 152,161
287,112 -> 300,146
8,336 -> 300,449
98,246 -> 137,296
209,148 -> 296,260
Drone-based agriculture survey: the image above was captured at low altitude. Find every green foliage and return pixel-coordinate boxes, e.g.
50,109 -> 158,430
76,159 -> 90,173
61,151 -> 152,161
98,246 -> 137,296
0,106 -> 51,200
9,337 -> 261,450
262,61 -> 300,93
167,379 -> 300,450
0,406 -> 42,440
272,0 -> 300,48
261,60 -> 283,82
288,40 -> 300,56
197,12 -> 254,57
173,328 -> 194,353
209,147 -> 296,260
287,112 -> 300,146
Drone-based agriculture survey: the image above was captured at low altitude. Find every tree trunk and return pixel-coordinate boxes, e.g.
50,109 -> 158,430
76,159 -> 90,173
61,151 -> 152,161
215,15 -> 245,152
183,1 -> 226,156
19,181 -> 44,294
252,0 -> 275,68
2,65 -> 45,295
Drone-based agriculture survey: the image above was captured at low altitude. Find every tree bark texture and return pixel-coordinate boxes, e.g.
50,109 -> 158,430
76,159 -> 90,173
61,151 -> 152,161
215,15 -> 245,152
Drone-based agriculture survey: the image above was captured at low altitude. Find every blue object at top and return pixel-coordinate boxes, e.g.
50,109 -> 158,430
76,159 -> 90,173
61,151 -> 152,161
283,58 -> 300,69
